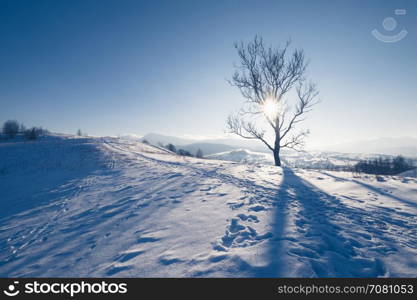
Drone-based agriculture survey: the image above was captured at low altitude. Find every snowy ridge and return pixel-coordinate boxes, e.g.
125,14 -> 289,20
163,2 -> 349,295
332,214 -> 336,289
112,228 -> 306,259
0,136 -> 416,277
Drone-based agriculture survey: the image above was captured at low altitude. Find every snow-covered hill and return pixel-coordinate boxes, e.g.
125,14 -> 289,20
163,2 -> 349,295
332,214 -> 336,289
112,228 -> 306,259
140,133 -> 268,153
206,149 -> 274,164
398,168 -> 417,178
1,136 -> 416,277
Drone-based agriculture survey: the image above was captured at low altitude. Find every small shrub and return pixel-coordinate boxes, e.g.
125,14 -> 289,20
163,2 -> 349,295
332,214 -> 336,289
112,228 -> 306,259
2,120 -> 19,138
166,143 -> 176,153
178,149 -> 193,157
24,127 -> 47,140
25,127 -> 38,140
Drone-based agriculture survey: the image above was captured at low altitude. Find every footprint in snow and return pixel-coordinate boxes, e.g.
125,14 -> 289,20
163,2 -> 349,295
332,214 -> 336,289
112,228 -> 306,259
227,202 -> 244,210
214,218 -> 272,251
249,205 -> 266,212
237,213 -> 259,223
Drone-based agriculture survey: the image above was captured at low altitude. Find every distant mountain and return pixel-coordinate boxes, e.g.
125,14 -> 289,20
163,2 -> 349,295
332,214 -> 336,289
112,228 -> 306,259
140,133 -> 194,146
202,138 -> 267,152
140,133 -> 269,154
324,137 -> 417,157
118,133 -> 142,141
131,133 -> 417,159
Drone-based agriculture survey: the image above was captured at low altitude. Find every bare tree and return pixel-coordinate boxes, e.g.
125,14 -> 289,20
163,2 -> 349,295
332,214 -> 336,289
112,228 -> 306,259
227,36 -> 319,166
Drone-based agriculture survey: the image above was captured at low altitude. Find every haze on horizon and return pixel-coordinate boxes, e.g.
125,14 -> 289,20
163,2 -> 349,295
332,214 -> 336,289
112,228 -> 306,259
1,0 -> 416,149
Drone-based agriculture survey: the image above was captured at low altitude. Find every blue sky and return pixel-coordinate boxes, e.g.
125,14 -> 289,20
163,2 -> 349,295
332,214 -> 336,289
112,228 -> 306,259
1,0 -> 416,147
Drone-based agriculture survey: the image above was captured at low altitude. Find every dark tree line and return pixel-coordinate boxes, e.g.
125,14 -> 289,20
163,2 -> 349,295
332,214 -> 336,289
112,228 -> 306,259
163,143 -> 203,158
1,120 -> 48,140
353,155 -> 414,175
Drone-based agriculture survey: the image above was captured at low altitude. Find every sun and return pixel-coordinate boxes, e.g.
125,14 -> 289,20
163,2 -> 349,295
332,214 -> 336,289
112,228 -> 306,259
262,98 -> 279,119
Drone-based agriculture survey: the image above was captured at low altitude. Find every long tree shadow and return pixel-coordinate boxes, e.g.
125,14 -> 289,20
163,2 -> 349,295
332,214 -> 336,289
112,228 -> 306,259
249,168 -> 295,277
155,158 -> 415,277
251,168 -> 400,277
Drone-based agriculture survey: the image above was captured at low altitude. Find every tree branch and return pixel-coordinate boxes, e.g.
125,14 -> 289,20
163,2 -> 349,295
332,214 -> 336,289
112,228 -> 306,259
280,82 -> 319,141
227,114 -> 274,151
228,36 -> 320,161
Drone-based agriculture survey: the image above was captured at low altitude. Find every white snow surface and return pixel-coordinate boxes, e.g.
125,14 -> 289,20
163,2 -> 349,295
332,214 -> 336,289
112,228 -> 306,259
206,149 -> 274,164
399,168 -> 417,178
1,136 -> 416,277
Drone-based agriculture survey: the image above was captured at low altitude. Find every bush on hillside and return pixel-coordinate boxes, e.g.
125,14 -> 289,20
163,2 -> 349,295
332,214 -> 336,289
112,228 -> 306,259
2,120 -> 20,138
353,155 -> 414,175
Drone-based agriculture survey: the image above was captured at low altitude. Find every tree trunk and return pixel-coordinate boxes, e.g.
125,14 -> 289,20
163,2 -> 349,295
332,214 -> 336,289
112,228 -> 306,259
273,147 -> 281,166
273,122 -> 282,166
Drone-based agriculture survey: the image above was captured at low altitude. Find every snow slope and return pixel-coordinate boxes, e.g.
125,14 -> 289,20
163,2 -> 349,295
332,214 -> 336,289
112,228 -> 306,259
399,168 -> 417,178
206,149 -> 274,164
205,148 -> 412,171
0,136 -> 416,277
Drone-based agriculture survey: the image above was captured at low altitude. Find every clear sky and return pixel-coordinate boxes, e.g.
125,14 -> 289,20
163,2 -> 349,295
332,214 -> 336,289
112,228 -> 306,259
1,0 -> 416,147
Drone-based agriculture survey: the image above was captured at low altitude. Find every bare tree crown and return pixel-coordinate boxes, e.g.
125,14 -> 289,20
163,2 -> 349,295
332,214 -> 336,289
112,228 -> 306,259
227,36 -> 319,164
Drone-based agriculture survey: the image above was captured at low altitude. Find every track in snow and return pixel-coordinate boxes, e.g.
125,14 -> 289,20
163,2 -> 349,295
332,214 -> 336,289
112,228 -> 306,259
1,136 -> 416,277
